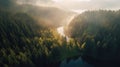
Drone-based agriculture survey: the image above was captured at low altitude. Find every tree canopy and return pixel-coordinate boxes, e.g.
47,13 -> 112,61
65,10 -> 120,61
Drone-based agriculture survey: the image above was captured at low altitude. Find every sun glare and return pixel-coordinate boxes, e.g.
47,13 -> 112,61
57,27 -> 65,37
52,0 -> 91,3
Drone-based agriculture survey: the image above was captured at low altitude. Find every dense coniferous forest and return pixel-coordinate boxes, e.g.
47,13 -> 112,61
65,10 -> 120,66
0,1 -> 79,67
0,7 -> 80,67
1,0 -> 120,67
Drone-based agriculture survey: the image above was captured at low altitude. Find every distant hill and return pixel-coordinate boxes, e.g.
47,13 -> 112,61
17,4 -> 74,27
0,0 -> 75,27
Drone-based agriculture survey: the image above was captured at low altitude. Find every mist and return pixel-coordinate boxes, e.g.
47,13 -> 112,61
0,0 -> 75,28
1,0 -> 120,67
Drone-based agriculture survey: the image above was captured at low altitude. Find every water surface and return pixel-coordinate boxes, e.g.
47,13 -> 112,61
60,57 -> 93,67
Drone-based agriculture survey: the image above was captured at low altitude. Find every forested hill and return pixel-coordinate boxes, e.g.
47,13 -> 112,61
2,0 -> 120,67
0,1 -> 79,67
0,9 -> 47,67
65,10 -> 120,65
17,5 -> 74,27
0,0 -> 74,28
0,8 -> 80,67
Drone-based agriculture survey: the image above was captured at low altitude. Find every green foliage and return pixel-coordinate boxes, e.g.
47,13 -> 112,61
0,9 -> 79,67
66,10 -> 120,60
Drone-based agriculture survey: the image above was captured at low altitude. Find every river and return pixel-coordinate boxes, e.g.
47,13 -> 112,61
60,57 -> 93,67
57,14 -> 76,41
57,15 -> 93,67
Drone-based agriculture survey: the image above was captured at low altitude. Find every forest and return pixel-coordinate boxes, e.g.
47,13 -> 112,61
0,7 -> 80,67
65,10 -> 120,66
1,0 -> 120,67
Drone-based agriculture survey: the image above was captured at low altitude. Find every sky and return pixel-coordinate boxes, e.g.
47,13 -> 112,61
52,0 -> 120,10
17,0 -> 120,12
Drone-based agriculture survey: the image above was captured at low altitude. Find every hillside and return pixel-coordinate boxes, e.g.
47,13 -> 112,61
18,4 -> 74,27
0,0 -> 74,27
0,8 -> 80,67
65,10 -> 120,66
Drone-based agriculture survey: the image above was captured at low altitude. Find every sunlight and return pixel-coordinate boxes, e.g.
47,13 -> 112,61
71,9 -> 86,14
53,0 -> 91,2
57,15 -> 76,37
57,27 -> 65,37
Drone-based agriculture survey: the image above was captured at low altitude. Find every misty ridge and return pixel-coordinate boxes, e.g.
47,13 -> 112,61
0,0 -> 120,67
0,0 -> 74,27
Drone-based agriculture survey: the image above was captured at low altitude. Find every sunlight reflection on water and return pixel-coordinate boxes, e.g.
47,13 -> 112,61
57,27 -> 65,37
57,15 -> 76,41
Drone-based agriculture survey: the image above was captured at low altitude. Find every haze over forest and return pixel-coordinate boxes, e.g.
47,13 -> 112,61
0,0 -> 120,67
